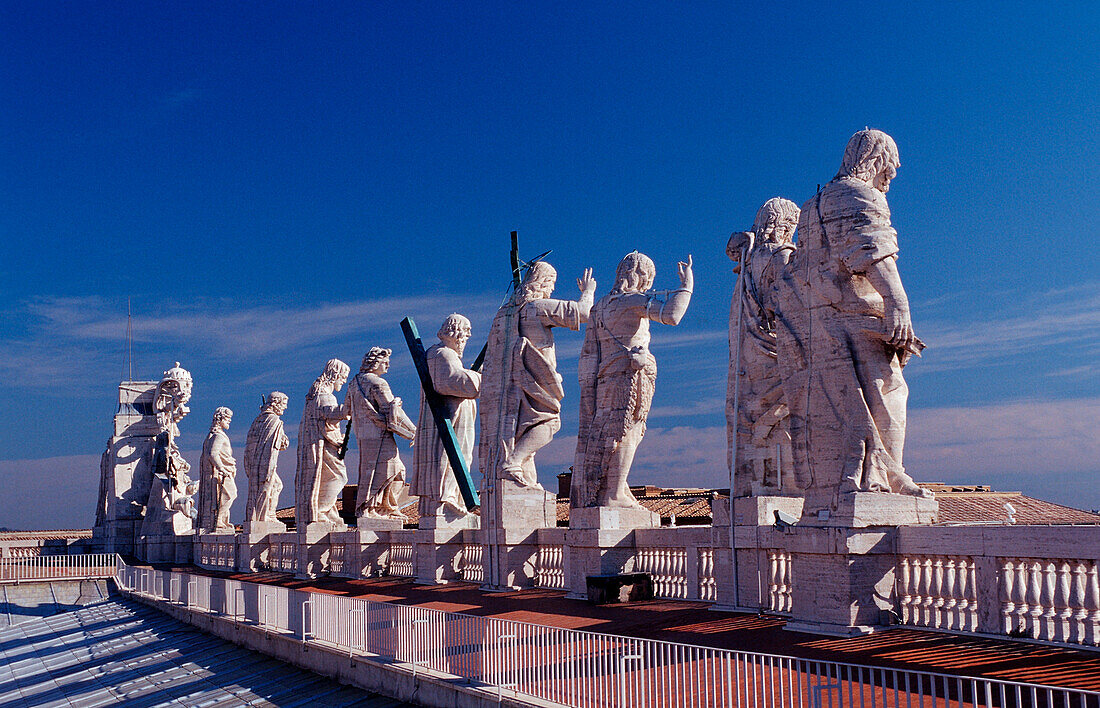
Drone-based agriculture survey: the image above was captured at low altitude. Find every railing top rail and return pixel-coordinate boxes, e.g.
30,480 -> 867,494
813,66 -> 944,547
118,560 -> 1100,697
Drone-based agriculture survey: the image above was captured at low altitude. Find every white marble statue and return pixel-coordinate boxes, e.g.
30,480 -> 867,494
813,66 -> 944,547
348,347 -> 416,520
409,314 -> 481,520
295,359 -> 351,528
198,407 -> 237,532
571,252 -> 693,510
727,198 -> 800,496
479,262 -> 596,489
244,392 -> 290,525
774,129 -> 931,515
141,362 -> 199,535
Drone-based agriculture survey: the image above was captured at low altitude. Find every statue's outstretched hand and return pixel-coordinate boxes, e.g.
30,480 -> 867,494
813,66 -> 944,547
577,267 -> 596,295
678,255 -> 694,291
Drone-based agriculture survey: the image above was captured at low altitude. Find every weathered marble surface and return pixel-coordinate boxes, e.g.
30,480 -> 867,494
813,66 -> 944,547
571,252 -> 692,521
243,392 -> 290,529
727,198 -> 800,497
348,347 -> 416,520
295,359 -> 351,529
409,315 -> 481,524
480,262 -> 595,490
773,129 -> 932,519
198,407 -> 237,533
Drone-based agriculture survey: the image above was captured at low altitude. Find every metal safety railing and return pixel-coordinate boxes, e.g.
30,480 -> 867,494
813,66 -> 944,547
116,560 -> 1100,708
0,552 -> 121,583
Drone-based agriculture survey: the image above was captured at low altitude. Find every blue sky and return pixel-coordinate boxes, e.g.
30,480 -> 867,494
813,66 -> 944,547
1,2 -> 1098,529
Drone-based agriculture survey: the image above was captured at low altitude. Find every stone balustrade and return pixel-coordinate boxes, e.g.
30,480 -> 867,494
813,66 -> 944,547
461,543 -> 484,583
536,543 -> 566,589
386,542 -> 414,577
766,549 -> 792,615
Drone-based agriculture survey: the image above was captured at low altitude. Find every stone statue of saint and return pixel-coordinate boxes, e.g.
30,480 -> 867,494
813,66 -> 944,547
727,198 -> 800,496
244,392 -> 290,526
480,262 -> 596,489
348,347 -> 417,520
571,252 -> 693,511
295,359 -> 351,528
141,362 -> 199,535
774,129 -> 931,515
198,407 -> 237,532
409,314 -> 481,520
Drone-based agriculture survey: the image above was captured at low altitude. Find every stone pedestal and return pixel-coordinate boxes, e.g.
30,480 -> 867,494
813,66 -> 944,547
480,481 -> 557,590
800,492 -> 938,528
348,529 -> 393,578
776,525 -> 901,635
235,523 -> 284,572
710,496 -> 800,613
415,513 -> 478,585
564,505 -> 660,599
731,495 -> 805,526
295,522 -> 344,578
138,533 -> 194,564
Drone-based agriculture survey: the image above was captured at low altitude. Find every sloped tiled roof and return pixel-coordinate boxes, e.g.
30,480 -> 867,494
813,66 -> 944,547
0,529 -> 92,541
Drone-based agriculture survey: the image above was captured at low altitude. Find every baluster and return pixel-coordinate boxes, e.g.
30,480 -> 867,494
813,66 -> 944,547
767,551 -> 779,612
919,557 -> 934,625
943,558 -> 958,630
677,549 -> 688,598
1070,561 -> 1087,644
783,552 -> 793,612
966,558 -> 979,631
954,558 -> 968,631
1014,560 -> 1030,635
1086,562 -> 1100,646
1055,561 -> 1072,643
910,556 -> 925,626
898,557 -> 913,624
1040,561 -> 1058,641
930,557 -> 944,628
1027,560 -> 1044,639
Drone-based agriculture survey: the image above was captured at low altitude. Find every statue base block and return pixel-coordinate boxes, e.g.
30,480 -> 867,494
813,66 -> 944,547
355,516 -> 405,531
242,521 -> 287,535
236,530 -> 279,572
479,481 -> 558,590
295,522 -> 341,578
800,492 -> 939,528
731,496 -> 805,526
414,527 -> 472,584
569,506 -> 660,531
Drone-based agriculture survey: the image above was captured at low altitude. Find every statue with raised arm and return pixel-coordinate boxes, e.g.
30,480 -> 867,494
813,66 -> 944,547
409,314 -> 481,521
727,198 -> 800,496
571,252 -> 693,513
480,262 -> 596,489
244,392 -> 290,527
775,129 -> 931,517
295,359 -> 351,528
348,347 -> 416,520
198,407 -> 237,532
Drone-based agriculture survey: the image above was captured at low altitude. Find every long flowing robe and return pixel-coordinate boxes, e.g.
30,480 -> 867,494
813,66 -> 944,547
348,372 -> 415,518
244,409 -> 289,523
728,239 -> 796,496
409,343 -> 480,516
295,388 -> 348,527
198,427 -> 237,532
774,176 -> 921,513
479,295 -> 584,489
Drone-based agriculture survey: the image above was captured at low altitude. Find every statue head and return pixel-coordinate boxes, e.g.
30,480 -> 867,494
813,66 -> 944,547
361,346 -> 392,375
211,406 -> 233,430
154,361 -> 194,432
265,391 -> 289,416
613,251 -> 656,294
310,358 -> 350,398
837,129 -> 900,193
751,197 -> 800,245
438,313 -> 472,356
519,261 -> 557,302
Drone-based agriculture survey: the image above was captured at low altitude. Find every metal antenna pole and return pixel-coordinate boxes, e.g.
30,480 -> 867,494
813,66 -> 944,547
127,297 -> 133,381
728,244 -> 749,609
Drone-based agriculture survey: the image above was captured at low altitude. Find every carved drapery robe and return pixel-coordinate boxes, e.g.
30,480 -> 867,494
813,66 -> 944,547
244,410 -> 289,524
480,296 -> 584,489
295,389 -> 348,527
198,428 -> 237,532
774,177 -> 921,512
409,344 -> 480,515
728,239 -> 796,496
348,372 -> 415,519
